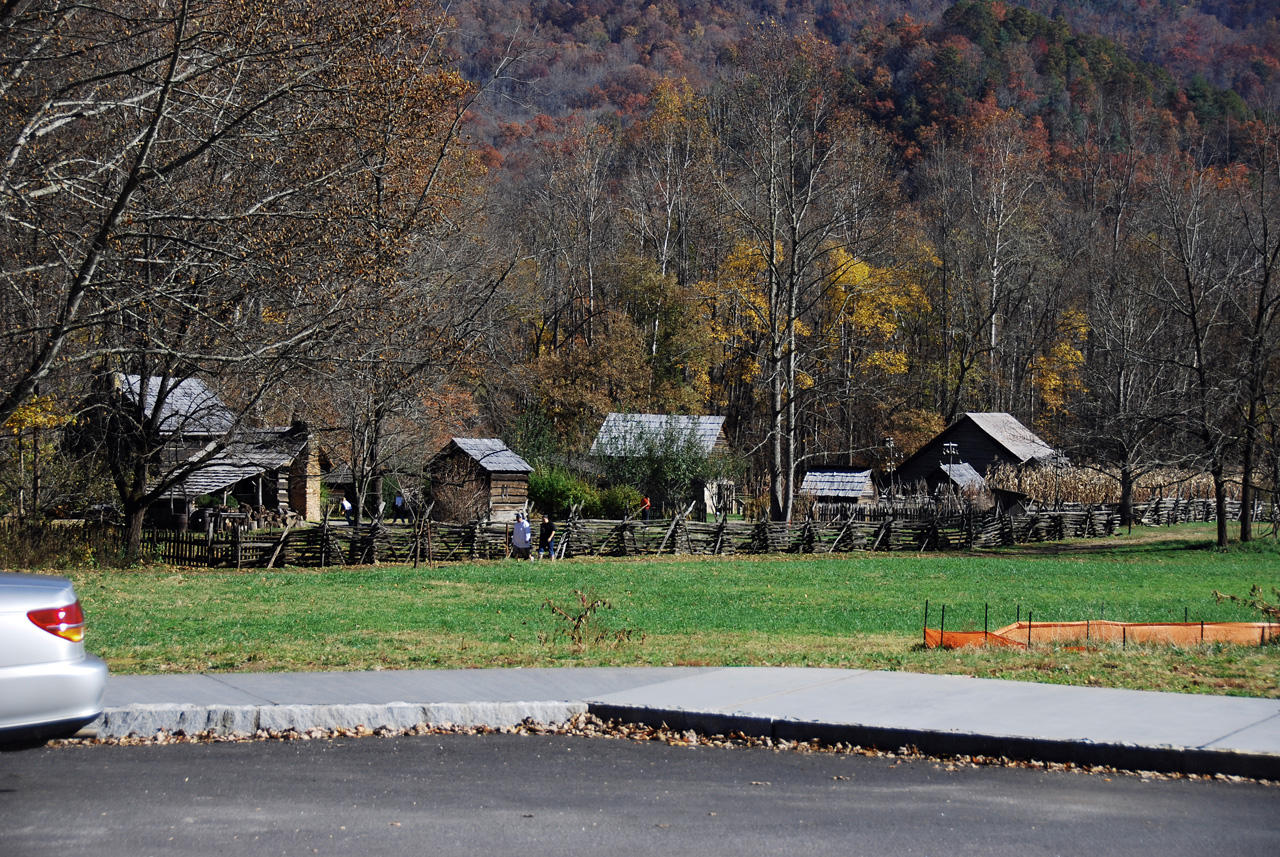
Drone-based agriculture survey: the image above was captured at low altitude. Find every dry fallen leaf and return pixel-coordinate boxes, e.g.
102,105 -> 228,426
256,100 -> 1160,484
46,712 -> 1256,786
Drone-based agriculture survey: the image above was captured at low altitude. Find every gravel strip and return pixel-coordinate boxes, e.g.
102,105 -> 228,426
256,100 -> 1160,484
50,712 -> 1275,787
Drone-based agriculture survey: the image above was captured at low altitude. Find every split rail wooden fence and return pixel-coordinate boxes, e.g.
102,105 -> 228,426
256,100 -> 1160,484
131,497 -> 1273,568
133,504 -> 1131,568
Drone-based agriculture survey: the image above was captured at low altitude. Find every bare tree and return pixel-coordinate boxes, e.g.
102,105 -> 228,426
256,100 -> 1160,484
709,28 -> 902,520
1226,120 -> 1280,541
0,0 -> 485,555
0,1 -> 384,422
315,24 -> 522,529
1145,142 -> 1248,547
916,105 -> 1062,423
1057,104 -> 1183,526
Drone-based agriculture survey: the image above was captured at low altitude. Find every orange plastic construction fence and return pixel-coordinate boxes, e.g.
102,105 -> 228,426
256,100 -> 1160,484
924,620 -> 1277,650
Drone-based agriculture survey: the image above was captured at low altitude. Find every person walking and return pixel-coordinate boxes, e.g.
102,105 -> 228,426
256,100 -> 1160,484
538,515 -> 556,560
511,512 -> 532,560
391,493 -> 408,524
340,496 -> 354,526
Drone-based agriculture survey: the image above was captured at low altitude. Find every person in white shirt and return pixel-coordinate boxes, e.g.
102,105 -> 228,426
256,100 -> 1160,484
511,512 -> 532,560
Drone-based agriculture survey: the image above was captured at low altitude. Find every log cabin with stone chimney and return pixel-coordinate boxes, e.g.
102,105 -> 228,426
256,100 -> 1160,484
109,374 -> 328,528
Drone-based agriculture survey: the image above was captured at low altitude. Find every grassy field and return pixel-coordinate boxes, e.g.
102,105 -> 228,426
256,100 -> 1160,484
63,523 -> 1280,697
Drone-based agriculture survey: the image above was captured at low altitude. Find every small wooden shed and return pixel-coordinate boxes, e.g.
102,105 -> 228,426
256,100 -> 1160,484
429,438 -> 533,523
800,469 -> 878,512
798,465 -> 880,519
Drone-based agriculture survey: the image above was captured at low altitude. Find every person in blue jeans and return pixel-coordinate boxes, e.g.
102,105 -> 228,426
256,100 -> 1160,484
538,515 -> 556,560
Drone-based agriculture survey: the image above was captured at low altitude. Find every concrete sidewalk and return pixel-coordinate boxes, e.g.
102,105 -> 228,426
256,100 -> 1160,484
92,667 -> 1280,780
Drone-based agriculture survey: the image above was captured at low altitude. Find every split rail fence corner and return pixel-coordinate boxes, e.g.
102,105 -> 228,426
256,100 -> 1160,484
127,497 -> 1255,569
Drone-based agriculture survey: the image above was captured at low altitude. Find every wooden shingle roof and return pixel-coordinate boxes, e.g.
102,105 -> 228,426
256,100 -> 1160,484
159,431 -> 307,499
963,413 -> 1056,465
119,374 -> 234,436
937,462 -> 986,490
449,438 -> 533,473
590,413 -> 726,457
800,469 -> 874,498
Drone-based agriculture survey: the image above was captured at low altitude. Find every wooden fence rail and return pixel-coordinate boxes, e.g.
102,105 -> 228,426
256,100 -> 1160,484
119,497 -> 1271,568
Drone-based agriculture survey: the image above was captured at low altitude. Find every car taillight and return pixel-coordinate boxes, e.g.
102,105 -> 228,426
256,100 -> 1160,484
28,601 -> 86,643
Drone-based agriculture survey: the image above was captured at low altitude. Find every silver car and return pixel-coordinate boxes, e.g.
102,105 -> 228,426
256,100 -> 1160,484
0,572 -> 108,747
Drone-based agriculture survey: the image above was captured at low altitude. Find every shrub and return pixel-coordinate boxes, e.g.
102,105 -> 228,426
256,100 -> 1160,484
1213,581 -> 1280,626
528,465 -> 598,519
590,484 -> 643,519
540,589 -> 642,653
595,414 -> 741,512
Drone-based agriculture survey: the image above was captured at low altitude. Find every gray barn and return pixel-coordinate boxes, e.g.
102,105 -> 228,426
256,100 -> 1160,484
894,413 -> 1056,490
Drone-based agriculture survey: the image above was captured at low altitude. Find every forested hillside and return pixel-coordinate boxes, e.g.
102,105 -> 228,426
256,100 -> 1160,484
457,0 -> 1279,533
1,0 -> 1276,545
453,0 -> 1276,142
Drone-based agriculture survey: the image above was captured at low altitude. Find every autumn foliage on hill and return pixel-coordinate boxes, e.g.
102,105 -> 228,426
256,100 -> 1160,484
453,0 -> 1274,154
461,2 -> 1279,539
0,0 -> 1277,544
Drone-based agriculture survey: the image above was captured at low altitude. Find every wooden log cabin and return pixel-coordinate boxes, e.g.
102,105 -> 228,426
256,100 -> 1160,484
589,413 -> 734,519
112,370 -> 326,527
428,438 -> 533,523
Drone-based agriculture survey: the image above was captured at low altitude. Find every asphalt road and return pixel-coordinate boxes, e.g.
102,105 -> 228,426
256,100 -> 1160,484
2,734 -> 1277,856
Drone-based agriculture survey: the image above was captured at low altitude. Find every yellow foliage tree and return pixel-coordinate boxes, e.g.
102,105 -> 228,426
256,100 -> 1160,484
820,246 -> 929,377
0,394 -> 77,518
1032,309 -> 1089,416
3,395 -> 73,435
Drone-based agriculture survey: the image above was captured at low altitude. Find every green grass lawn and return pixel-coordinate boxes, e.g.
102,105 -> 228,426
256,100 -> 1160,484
63,523 -> 1280,697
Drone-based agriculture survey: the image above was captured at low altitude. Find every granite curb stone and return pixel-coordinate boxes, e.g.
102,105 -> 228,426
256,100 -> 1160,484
92,701 -> 588,738
83,667 -> 1280,780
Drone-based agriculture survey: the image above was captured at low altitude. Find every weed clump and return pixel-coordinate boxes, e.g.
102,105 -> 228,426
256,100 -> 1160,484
541,589 -> 643,652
